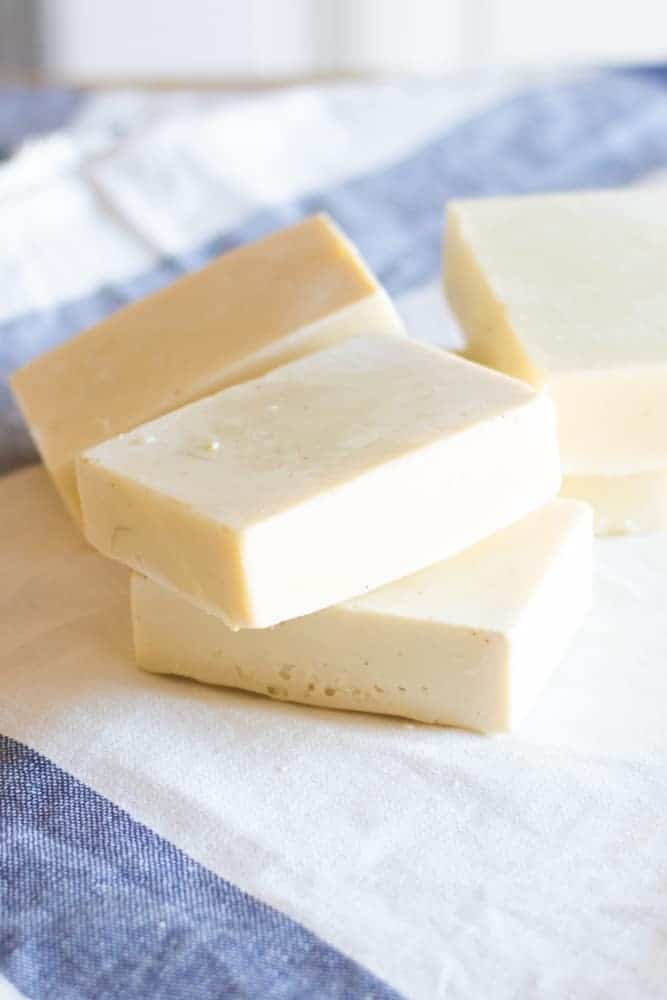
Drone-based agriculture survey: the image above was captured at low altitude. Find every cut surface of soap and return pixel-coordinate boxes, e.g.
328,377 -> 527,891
561,469 -> 667,536
132,499 -> 592,733
445,189 -> 667,476
78,333 -> 561,630
10,213 -> 402,521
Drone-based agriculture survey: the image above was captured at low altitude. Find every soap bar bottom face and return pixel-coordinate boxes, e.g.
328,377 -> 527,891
561,470 -> 667,535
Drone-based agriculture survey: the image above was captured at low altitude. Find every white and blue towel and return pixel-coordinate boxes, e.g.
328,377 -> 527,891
2,67 -> 667,1000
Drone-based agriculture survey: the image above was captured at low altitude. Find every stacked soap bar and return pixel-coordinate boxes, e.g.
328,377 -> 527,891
76,333 -> 583,732
11,213 -> 402,521
444,187 -> 667,535
12,215 -> 591,732
77,334 -> 560,628
133,500 -> 592,732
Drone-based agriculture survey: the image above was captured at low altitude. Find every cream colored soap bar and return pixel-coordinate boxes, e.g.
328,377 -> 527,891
445,189 -> 667,480
11,214 -> 402,521
133,500 -> 592,732
561,470 -> 667,535
78,333 -> 560,630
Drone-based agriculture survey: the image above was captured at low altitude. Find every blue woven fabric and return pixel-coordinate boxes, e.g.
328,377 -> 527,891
0,87 -> 81,157
6,69 -> 667,358
0,735 -> 399,1000
3,67 -> 667,478
2,66 -> 667,999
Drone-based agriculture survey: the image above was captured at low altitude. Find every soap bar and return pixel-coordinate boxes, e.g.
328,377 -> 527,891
445,189 -> 667,477
11,213 -> 402,521
561,470 -> 667,536
77,333 -> 560,629
132,499 -> 592,732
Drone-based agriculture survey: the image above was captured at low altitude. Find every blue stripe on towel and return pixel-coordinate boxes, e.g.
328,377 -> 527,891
0,87 -> 82,157
4,68 -> 667,379
4,69 -> 665,474
0,736 -> 400,1000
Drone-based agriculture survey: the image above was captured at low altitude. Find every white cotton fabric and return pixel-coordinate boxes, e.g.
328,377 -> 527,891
1,74 -> 666,1000
1,466 -> 666,1000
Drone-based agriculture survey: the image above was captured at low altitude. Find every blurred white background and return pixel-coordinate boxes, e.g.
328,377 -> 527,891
1,0 -> 667,81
